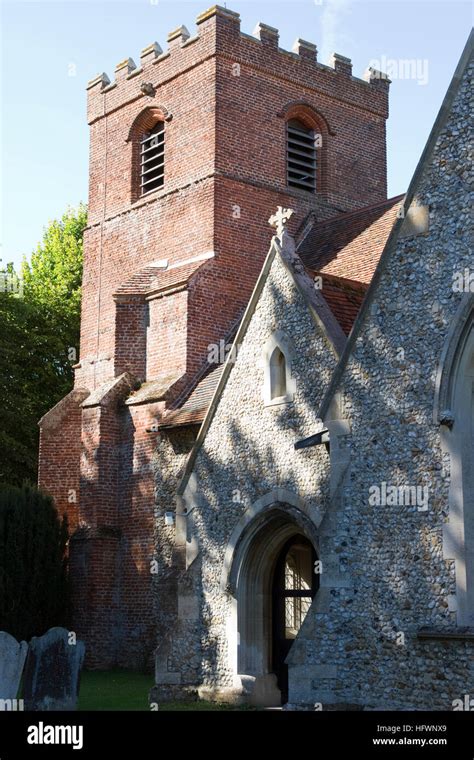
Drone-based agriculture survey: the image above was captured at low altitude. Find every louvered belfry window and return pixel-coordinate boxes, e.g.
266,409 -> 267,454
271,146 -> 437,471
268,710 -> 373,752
286,118 -> 317,192
140,121 -> 165,195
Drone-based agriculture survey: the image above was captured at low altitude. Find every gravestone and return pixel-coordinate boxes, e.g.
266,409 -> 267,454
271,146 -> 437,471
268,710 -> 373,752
23,627 -> 85,711
0,632 -> 28,699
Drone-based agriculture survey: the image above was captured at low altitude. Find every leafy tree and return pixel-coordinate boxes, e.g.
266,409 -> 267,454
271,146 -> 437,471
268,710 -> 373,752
0,205 -> 87,486
21,203 -> 87,357
0,484 -> 69,640
0,290 -> 39,484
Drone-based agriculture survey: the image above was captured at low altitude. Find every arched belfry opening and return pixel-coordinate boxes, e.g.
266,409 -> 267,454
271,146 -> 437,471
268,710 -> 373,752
225,501 -> 319,705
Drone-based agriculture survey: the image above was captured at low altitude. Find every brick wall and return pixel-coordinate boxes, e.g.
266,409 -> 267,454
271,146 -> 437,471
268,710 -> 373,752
115,403 -> 160,669
146,291 -> 189,380
38,389 -> 89,535
114,298 -> 147,380
78,5 -> 389,392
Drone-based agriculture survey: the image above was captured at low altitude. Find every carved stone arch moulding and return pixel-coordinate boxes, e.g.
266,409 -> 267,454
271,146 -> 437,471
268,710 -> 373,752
437,294 -> 474,627
433,293 -> 474,426
218,494 -> 320,691
221,490 -> 319,595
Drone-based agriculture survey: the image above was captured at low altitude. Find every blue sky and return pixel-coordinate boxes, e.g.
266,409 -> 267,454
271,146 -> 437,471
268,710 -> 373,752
1,0 -> 472,269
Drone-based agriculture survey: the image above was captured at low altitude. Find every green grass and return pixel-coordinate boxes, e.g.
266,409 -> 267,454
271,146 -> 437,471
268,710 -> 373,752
77,670 -> 256,711
78,670 -> 153,711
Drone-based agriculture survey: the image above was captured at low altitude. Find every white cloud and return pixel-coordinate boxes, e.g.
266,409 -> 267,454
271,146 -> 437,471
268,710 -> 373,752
319,0 -> 352,65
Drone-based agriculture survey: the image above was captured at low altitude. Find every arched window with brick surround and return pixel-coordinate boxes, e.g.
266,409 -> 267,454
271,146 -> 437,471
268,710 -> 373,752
126,106 -> 171,202
140,122 -> 165,195
279,102 -> 332,198
287,119 -> 317,192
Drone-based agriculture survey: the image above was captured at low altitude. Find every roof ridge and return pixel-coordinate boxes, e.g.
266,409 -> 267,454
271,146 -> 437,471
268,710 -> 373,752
296,194 -> 405,249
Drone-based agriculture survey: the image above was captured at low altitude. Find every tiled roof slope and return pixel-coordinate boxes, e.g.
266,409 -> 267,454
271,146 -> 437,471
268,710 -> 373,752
159,364 -> 224,428
315,273 -> 368,336
114,260 -> 206,297
298,195 -> 404,284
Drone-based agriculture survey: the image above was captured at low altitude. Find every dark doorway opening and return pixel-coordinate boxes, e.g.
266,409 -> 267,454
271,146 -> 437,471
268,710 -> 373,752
271,535 -> 318,704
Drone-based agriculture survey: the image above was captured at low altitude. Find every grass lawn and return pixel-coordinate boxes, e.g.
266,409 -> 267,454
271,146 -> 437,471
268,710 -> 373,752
78,670 -> 256,711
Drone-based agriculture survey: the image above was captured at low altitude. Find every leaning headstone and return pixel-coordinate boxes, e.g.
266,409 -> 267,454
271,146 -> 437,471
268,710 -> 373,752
23,627 -> 85,711
0,631 -> 28,700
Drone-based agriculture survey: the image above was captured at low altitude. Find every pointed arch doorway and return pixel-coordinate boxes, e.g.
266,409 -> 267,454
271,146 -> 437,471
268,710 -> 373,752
272,535 -> 317,703
223,499 -> 319,706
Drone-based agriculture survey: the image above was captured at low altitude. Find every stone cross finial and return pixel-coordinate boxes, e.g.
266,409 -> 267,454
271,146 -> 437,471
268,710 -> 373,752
268,206 -> 294,238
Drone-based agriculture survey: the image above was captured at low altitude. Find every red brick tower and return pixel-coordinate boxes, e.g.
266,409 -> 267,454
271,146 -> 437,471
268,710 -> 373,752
38,5 -> 390,668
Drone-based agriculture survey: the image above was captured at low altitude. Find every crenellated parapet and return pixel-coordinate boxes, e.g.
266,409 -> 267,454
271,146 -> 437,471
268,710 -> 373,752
86,4 -> 390,125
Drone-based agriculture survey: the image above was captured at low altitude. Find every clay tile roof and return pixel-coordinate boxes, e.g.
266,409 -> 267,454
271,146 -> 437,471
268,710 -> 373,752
159,364 -> 224,428
315,273 -> 368,336
157,317 -> 240,429
297,195 -> 404,284
114,260 -> 207,298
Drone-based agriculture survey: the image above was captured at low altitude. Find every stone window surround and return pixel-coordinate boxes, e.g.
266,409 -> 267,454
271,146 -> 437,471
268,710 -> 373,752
262,331 -> 297,407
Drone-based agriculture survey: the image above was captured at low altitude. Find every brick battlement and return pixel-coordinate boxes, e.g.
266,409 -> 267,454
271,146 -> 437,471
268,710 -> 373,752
87,5 -> 389,125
